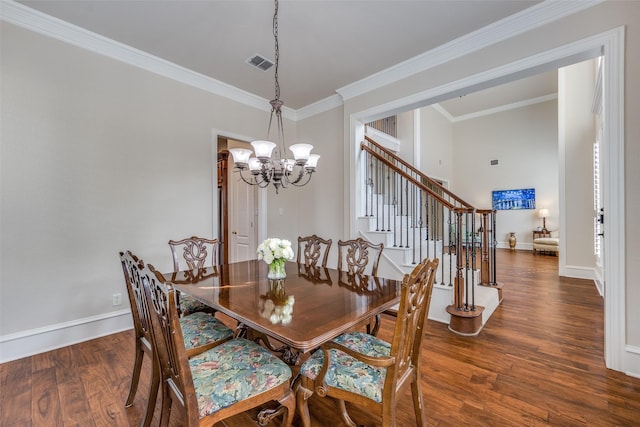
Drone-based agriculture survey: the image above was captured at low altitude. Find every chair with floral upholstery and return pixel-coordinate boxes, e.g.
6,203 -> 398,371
120,251 -> 234,427
168,236 -> 220,316
297,234 -> 332,268
295,257 -> 439,427
142,262 -> 296,427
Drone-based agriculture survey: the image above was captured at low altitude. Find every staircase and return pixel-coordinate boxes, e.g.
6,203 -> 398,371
359,132 -> 502,335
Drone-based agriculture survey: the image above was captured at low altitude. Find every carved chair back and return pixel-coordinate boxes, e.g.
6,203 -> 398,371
297,235 -> 332,268
387,257 -> 439,395
141,263 -> 201,425
169,236 -> 219,271
119,251 -> 159,426
337,238 -> 383,276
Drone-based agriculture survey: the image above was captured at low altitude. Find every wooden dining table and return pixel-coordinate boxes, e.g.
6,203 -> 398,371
165,260 -> 402,363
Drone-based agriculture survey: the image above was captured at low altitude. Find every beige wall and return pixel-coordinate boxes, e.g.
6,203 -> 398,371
0,23 -> 271,335
419,106 -> 454,184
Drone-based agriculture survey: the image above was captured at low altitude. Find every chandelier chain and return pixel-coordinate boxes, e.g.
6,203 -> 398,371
273,0 -> 280,101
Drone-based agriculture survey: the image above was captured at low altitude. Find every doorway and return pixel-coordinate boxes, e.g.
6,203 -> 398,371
217,136 -> 259,263
350,28 -> 625,371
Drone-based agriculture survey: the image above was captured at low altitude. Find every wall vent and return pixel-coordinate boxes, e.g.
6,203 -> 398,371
246,54 -> 274,71
490,159 -> 499,166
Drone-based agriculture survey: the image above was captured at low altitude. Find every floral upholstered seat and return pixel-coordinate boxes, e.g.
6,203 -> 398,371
180,311 -> 233,349
190,338 -> 292,417
179,294 -> 213,317
299,331 -> 391,402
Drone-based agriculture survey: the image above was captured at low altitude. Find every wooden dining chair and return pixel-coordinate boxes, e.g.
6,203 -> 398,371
142,262 -> 296,427
168,236 -> 219,316
295,257 -> 439,427
120,251 -> 234,427
297,234 -> 332,268
337,237 -> 385,334
337,237 -> 383,276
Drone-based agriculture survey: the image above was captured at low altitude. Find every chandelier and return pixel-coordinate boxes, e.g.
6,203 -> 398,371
229,0 -> 319,194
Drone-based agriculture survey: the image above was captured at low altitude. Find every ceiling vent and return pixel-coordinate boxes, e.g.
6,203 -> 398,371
246,53 -> 274,72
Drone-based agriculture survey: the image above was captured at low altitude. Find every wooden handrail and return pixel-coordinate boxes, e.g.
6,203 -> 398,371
361,143 -> 455,210
364,135 -> 475,209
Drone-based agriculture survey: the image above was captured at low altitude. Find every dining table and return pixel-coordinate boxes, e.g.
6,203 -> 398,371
165,259 -> 402,364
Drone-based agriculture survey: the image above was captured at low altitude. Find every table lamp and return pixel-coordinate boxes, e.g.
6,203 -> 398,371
538,208 -> 549,232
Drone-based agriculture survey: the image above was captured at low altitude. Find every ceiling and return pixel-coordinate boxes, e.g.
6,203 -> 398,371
15,0 -> 558,117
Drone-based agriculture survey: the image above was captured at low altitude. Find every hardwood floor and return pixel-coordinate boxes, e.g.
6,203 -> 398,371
2,249 -> 639,426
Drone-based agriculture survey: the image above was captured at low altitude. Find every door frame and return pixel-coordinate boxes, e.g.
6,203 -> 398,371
212,129 -> 268,259
348,27 -> 626,373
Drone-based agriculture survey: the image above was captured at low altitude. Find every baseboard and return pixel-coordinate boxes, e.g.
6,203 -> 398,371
0,310 -> 133,363
559,265 -> 596,280
625,345 -> 640,378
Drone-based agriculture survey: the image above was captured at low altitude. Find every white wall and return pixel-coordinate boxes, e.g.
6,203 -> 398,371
559,60 -> 598,272
452,101 -> 559,248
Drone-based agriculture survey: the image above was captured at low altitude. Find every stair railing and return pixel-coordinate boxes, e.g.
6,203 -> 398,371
361,137 -> 499,319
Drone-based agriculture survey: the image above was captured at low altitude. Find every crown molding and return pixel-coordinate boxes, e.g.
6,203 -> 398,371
296,94 -> 344,121
0,0 -> 301,119
336,0 -> 605,102
450,93 -> 558,123
1,0 -> 602,121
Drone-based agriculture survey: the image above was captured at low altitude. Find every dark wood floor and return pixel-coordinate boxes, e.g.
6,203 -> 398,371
2,249 -> 640,426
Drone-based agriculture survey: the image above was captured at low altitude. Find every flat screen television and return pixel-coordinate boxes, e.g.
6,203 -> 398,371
492,188 -> 535,210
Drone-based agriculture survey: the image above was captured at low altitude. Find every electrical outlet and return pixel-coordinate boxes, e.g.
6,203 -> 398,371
112,293 -> 122,306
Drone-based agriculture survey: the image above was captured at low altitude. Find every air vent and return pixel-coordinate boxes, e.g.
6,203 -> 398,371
246,54 -> 274,72
490,159 -> 499,166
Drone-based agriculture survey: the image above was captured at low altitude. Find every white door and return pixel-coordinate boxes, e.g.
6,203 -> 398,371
228,148 -> 258,263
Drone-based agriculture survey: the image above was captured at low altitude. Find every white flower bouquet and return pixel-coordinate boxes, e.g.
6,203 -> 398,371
257,237 -> 295,279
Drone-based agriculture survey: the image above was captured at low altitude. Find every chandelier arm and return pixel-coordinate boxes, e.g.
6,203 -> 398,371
238,168 -> 264,186
289,170 -> 314,187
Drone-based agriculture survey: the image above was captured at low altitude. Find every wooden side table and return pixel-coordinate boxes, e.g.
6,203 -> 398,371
532,230 -> 550,240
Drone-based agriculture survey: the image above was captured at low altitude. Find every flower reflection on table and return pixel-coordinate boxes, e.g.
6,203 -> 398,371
260,279 -> 294,324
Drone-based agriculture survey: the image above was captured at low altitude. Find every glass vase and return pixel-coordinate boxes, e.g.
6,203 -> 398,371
268,258 -> 287,279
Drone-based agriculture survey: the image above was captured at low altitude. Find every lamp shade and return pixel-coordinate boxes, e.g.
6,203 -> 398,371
305,154 -> 320,169
538,208 -> 549,218
289,143 -> 313,161
251,140 -> 277,159
248,157 -> 262,171
229,148 -> 253,166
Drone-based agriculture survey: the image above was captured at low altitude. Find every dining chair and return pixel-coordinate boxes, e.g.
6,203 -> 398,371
337,237 -> 383,276
295,257 -> 439,427
120,251 -> 234,427
297,234 -> 332,268
337,237 -> 384,334
168,236 -> 219,316
142,262 -> 296,427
